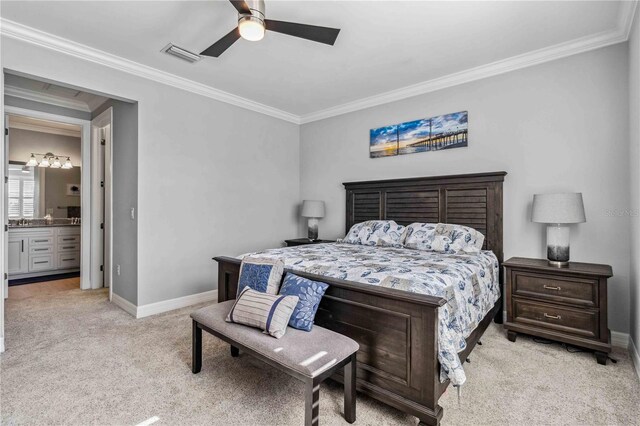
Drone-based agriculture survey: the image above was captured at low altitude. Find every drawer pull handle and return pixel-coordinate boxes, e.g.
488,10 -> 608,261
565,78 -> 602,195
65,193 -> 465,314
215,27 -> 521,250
544,313 -> 562,320
543,285 -> 562,291
34,248 -> 47,251
62,258 -> 74,262
34,261 -> 48,264
62,246 -> 75,249
34,239 -> 48,243
62,238 -> 75,241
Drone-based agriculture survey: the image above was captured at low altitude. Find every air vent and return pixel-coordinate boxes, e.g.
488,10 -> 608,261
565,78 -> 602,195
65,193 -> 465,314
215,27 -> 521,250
161,43 -> 201,63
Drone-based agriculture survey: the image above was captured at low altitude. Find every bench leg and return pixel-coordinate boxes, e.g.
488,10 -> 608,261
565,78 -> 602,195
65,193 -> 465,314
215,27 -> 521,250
305,378 -> 320,426
230,345 -> 239,357
344,353 -> 356,424
192,320 -> 202,374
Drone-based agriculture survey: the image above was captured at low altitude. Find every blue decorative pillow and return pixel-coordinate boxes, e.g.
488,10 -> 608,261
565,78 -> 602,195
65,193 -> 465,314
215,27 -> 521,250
237,257 -> 284,296
278,273 -> 329,331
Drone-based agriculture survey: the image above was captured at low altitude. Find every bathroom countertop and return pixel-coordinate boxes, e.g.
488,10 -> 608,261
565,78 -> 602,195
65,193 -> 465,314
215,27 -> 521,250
8,224 -> 81,229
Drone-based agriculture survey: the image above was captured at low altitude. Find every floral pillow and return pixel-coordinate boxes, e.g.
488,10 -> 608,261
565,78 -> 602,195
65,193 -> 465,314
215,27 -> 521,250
278,273 -> 329,331
401,222 -> 438,250
237,256 -> 284,295
402,222 -> 484,254
338,220 -> 405,247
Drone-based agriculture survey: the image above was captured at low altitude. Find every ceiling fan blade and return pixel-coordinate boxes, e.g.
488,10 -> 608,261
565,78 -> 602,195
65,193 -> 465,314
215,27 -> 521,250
229,0 -> 251,15
264,20 -> 340,45
200,27 -> 241,57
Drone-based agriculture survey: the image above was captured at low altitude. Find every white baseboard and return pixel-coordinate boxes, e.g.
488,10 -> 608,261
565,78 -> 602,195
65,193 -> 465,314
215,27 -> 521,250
136,290 -> 217,319
611,330 -> 630,348
630,337 -> 640,381
111,292 -> 137,317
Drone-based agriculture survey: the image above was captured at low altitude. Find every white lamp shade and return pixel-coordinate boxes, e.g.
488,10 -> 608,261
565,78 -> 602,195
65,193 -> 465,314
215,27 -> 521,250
301,200 -> 325,218
532,193 -> 586,224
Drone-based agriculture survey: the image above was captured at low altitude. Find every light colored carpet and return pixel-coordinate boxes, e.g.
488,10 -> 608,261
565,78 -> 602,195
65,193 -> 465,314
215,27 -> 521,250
1,284 -> 639,426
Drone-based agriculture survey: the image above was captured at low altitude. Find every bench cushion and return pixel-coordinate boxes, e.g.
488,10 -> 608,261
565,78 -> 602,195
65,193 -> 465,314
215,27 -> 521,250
192,300 -> 359,379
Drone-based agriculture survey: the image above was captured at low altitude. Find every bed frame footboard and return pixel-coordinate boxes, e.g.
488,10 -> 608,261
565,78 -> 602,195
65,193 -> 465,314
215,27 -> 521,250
215,256 -> 494,426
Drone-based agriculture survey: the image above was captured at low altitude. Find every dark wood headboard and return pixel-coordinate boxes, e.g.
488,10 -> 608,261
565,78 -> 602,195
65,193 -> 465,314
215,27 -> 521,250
343,171 -> 506,263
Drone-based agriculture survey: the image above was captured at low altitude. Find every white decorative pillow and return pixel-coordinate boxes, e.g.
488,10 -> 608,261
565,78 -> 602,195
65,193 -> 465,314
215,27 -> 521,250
401,222 -> 438,250
226,287 -> 299,339
338,220 -> 405,247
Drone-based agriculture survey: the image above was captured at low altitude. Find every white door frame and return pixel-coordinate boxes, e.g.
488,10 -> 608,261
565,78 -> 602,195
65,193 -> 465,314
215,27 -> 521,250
91,108 -> 113,301
3,106 -> 92,293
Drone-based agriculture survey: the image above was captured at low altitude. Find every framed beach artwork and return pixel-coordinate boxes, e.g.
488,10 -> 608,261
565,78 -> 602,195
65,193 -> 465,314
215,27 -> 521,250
370,111 -> 468,158
369,125 -> 398,158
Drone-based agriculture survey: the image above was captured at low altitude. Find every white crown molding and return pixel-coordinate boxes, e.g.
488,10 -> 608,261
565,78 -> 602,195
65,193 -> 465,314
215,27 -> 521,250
619,0 -> 639,40
8,120 -> 81,137
299,24 -> 633,124
5,85 -> 90,112
0,19 -> 301,124
1,1 -> 637,126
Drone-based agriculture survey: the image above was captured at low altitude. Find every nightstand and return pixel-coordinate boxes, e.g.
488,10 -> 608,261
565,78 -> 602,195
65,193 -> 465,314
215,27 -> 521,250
503,257 -> 613,364
284,238 -> 335,247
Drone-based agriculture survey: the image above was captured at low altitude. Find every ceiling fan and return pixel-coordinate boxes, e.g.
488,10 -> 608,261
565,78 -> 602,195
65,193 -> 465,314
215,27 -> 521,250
200,0 -> 341,57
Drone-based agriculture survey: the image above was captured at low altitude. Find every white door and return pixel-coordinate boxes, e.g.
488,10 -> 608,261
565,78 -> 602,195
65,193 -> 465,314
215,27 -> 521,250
90,109 -> 112,299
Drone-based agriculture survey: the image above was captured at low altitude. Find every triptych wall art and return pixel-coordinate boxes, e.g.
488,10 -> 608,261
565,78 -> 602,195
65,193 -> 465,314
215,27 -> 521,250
369,111 -> 468,158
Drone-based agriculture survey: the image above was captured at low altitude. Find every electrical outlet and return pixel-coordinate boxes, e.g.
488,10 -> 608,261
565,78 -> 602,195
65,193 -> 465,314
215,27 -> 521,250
116,264 -> 121,276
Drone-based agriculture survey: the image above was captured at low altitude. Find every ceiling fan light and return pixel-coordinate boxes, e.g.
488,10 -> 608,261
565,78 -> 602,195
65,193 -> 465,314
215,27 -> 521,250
51,157 -> 62,168
238,15 -> 265,41
26,154 -> 38,167
62,157 -> 73,169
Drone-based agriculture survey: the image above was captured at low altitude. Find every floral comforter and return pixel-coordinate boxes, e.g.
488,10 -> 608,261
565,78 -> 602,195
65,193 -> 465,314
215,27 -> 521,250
242,242 -> 500,386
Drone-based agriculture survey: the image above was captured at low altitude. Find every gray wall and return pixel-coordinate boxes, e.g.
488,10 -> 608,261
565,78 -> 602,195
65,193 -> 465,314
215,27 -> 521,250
8,128 -> 81,166
300,44 -> 632,334
628,6 -> 640,357
92,100 -> 139,305
2,35 -> 301,308
5,95 -> 92,121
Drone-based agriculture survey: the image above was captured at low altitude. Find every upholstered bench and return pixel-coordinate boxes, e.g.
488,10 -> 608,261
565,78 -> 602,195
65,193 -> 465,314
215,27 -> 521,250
191,300 -> 359,426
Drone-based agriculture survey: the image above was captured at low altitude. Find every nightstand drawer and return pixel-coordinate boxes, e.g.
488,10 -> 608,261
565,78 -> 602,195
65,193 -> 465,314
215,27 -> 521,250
513,298 -> 599,339
512,271 -> 597,307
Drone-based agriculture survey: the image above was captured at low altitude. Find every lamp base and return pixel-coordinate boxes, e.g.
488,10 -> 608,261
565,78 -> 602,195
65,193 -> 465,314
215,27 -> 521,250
307,218 -> 319,241
546,224 -> 570,267
547,259 -> 569,268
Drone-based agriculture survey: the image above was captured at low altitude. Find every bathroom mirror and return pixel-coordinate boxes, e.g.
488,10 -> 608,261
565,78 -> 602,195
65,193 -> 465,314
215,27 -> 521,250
8,161 -> 81,219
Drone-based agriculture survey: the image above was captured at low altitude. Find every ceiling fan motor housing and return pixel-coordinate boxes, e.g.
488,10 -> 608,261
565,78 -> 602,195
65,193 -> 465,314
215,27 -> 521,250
239,0 -> 265,25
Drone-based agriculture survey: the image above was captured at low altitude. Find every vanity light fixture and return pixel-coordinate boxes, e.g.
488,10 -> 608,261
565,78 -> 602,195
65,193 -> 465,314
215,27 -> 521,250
27,152 -> 74,170
26,154 -> 38,167
62,157 -> 73,169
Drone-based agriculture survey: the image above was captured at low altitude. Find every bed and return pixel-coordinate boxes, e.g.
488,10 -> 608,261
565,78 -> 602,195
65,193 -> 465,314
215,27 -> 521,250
214,171 -> 506,426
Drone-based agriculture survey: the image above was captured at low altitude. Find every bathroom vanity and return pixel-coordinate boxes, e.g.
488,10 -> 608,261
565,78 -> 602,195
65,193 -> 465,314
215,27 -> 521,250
8,224 -> 81,280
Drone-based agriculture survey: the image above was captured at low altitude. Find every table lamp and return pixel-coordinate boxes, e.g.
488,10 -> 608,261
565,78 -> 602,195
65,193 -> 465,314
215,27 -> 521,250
531,192 -> 586,267
301,200 -> 325,241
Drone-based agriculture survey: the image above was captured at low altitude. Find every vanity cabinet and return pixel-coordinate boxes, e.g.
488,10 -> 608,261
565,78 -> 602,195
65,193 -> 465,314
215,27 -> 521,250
8,226 -> 81,279
7,236 -> 29,274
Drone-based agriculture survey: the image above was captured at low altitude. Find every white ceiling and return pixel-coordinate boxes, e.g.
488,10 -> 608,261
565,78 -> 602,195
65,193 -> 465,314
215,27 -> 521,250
4,73 -> 109,112
0,1 -> 632,119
